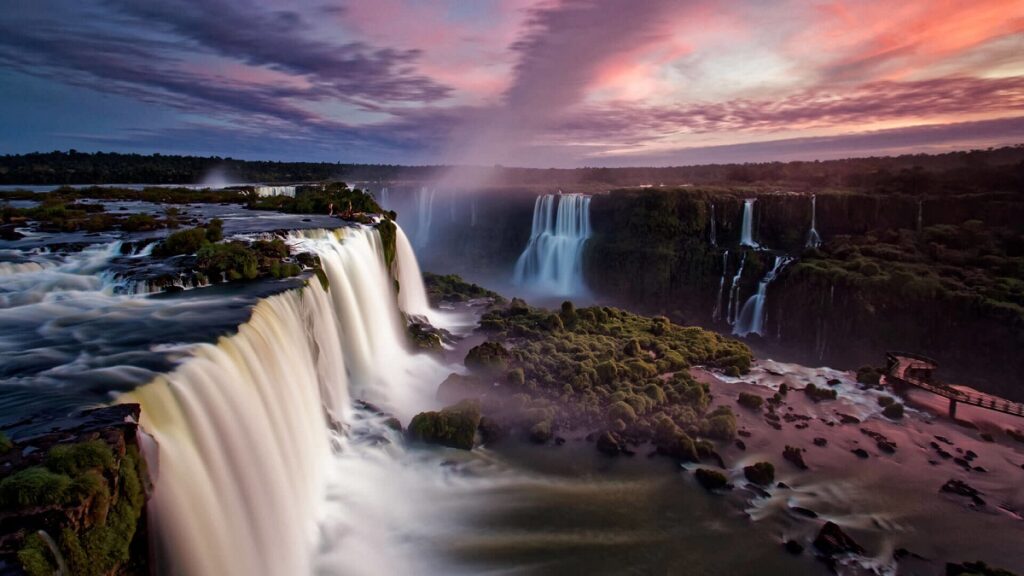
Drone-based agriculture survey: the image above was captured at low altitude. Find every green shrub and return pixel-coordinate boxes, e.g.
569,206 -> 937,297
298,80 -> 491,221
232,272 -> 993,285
703,408 -> 738,441
46,440 -> 114,476
737,392 -> 764,411
197,242 -> 259,281
694,468 -> 728,491
0,467 -> 72,507
17,533 -> 54,576
743,462 -> 775,486
804,383 -> 838,402
407,400 -> 482,450
882,402 -> 905,419
607,401 -> 638,425
465,342 -> 510,375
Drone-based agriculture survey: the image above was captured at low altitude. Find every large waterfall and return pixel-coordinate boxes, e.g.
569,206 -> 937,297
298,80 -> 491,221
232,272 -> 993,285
725,252 -> 746,326
733,255 -> 792,337
806,194 -> 822,248
414,186 -> 436,248
739,199 -> 758,248
123,225 -> 447,576
512,193 -> 592,296
254,185 -> 296,198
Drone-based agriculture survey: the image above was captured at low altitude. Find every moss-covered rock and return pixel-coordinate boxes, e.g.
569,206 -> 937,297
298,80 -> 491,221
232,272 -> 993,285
743,462 -> 775,486
695,468 -> 728,491
465,342 -> 510,376
407,400 -> 483,450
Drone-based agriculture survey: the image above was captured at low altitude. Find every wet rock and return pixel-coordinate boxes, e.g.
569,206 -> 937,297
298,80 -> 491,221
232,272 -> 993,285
784,540 -> 805,555
383,417 -> 402,432
783,445 -> 808,470
813,437 -> 828,447
940,479 -> 986,507
743,461 -> 775,486
694,468 -> 728,491
935,435 -> 954,445
860,428 -> 896,453
791,506 -> 818,519
851,448 -> 869,459
980,433 -> 995,443
407,399 -> 482,450
946,560 -> 1018,576
554,436 -> 566,446
478,416 -> 503,445
734,439 -> 746,451
836,413 -> 860,425
435,373 -> 487,404
596,431 -> 621,456
529,420 -> 553,444
738,429 -> 752,438
776,482 -> 791,489
827,378 -> 842,387
965,450 -> 978,461
814,521 -> 866,557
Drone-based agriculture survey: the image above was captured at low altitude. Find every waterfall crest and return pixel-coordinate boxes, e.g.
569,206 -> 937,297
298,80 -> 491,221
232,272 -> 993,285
254,185 -> 296,198
739,199 -> 758,248
512,193 -> 592,296
733,255 -> 792,337
806,194 -> 822,248
123,225 -> 445,576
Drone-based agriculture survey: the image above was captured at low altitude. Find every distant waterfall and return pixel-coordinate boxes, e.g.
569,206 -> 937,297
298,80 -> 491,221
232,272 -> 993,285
739,199 -> 758,248
414,186 -> 436,248
378,186 -> 390,208
512,193 -> 592,296
711,250 -> 729,322
917,200 -> 923,232
806,194 -> 822,248
255,185 -> 296,198
124,225 -> 443,576
709,203 -> 717,247
725,252 -> 747,326
733,255 -> 793,337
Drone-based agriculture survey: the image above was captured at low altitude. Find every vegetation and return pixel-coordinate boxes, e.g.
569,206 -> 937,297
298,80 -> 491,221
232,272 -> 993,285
407,400 -> 482,450
737,392 -> 765,411
1,198 -> 180,234
804,383 -> 838,402
694,468 -> 728,491
0,431 -> 11,455
883,402 -> 905,419
743,462 -> 775,486
423,273 -> 505,305
247,182 -> 384,216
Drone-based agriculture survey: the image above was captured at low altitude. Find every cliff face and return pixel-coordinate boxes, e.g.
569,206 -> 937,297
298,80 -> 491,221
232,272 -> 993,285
0,404 -> 152,576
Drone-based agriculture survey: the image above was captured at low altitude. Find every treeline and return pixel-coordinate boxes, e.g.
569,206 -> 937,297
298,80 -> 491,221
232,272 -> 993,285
2,146 -> 1023,195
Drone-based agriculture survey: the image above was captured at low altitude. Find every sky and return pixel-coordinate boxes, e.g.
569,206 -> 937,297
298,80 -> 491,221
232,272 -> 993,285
0,0 -> 1022,167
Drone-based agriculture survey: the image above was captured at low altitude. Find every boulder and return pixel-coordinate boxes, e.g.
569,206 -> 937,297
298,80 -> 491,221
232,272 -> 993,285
436,373 -> 487,404
813,521 -> 865,557
694,468 -> 728,491
783,445 -> 808,470
407,400 -> 482,450
464,342 -> 511,376
596,431 -> 621,456
743,462 -> 775,486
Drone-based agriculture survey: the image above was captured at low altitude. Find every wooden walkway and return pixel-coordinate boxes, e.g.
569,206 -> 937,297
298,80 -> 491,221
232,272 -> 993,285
885,352 -> 1024,419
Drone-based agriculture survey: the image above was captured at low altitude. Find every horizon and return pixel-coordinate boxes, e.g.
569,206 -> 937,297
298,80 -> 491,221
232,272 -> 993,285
2,1 -> 1022,167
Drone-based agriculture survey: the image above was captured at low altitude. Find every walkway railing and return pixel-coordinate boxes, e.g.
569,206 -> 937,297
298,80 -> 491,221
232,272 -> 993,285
886,353 -> 1024,418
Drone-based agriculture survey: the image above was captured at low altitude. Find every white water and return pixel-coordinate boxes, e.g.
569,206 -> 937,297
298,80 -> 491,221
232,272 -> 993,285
254,185 -> 297,198
725,251 -> 747,326
123,225 -> 450,576
740,199 -> 759,248
414,186 -> 436,248
733,255 -> 792,337
806,194 -> 821,248
709,203 -> 717,247
711,250 -> 729,322
512,193 -> 592,296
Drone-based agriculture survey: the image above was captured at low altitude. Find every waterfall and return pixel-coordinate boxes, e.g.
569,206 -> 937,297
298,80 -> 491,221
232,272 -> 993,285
806,194 -> 821,248
709,203 -> 717,247
711,250 -> 729,322
725,252 -> 747,326
378,186 -> 390,208
512,193 -> 592,296
739,199 -> 758,248
917,200 -> 923,232
123,225 -> 445,576
733,255 -> 793,337
255,185 -> 296,198
414,187 -> 436,248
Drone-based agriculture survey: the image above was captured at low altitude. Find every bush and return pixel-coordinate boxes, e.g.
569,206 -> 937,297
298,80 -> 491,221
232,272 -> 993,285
737,392 -> 765,411
197,242 -> 259,281
878,396 -> 895,407
695,468 -> 728,491
0,467 -> 72,507
607,401 -> 638,425
804,383 -> 838,402
465,342 -> 510,376
856,366 -> 883,386
703,408 -> 738,441
152,226 -> 209,257
46,440 -> 114,476
883,402 -> 905,419
743,462 -> 775,486
407,400 -> 482,450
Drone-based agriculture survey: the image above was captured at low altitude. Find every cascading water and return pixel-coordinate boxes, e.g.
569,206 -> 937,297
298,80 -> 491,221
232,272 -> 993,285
733,255 -> 792,337
512,193 -> 592,296
254,185 -> 297,198
377,186 -> 390,208
806,194 -> 821,248
725,252 -> 747,326
414,186 -> 436,248
122,225 -> 447,576
709,203 -> 717,247
711,250 -> 729,322
739,199 -> 758,248
917,200 -> 923,232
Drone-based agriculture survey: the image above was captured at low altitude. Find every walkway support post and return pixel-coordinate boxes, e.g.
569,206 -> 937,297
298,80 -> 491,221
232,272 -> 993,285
949,399 -> 958,419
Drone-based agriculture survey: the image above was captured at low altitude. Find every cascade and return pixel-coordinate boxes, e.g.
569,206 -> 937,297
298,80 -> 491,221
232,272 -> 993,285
378,186 -> 390,208
806,194 -> 821,248
733,255 -> 793,337
917,200 -> 923,232
739,199 -> 758,248
711,250 -> 729,322
254,185 -> 296,198
123,225 -> 445,576
709,203 -> 717,246
414,186 -> 436,248
512,193 -> 592,296
725,252 -> 747,325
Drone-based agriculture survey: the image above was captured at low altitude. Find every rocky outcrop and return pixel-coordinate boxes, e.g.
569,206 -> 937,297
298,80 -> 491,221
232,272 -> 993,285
407,400 -> 483,450
0,404 -> 151,576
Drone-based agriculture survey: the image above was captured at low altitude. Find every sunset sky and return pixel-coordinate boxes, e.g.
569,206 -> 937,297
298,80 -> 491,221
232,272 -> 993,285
1,0 -> 1022,166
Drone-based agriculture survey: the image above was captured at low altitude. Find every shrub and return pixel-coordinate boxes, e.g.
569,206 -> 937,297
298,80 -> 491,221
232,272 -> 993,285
465,342 -> 510,376
46,440 -> 114,476
407,400 -> 482,450
0,467 -> 72,507
197,242 -> 259,281
737,392 -> 764,411
856,366 -> 883,386
607,401 -> 638,425
804,383 -> 838,402
882,402 -> 905,419
743,462 -> 775,486
703,409 -> 738,441
694,468 -> 728,491
878,396 -> 895,407
152,226 -> 209,257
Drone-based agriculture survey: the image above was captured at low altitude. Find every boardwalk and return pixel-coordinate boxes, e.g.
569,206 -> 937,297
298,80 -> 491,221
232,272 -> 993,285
885,352 -> 1024,419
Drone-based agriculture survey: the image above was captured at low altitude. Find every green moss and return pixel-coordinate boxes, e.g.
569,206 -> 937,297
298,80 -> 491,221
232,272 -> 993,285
314,267 -> 330,291
743,462 -> 775,486
46,440 -> 114,476
17,533 -> 56,576
0,467 -> 72,507
407,400 -> 482,450
0,431 -> 12,454
737,392 -> 765,411
376,219 -> 397,270
695,468 -> 728,491
465,342 -> 510,376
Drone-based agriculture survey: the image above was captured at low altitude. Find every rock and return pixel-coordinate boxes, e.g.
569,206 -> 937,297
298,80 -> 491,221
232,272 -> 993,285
776,482 -> 791,489
596,431 -> 621,456
694,468 -> 728,491
554,436 -> 566,446
940,479 -> 985,507
851,448 -> 869,459
814,521 -> 866,557
783,445 -> 808,470
743,462 -> 775,486
383,417 -> 402,432
813,437 -> 828,447
836,413 -> 860,425
464,342 -> 510,376
784,540 -> 805,555
790,506 -> 818,519
738,429 -> 752,438
478,416 -> 503,445
965,450 -> 978,461
0,225 -> 25,241
935,435 -> 953,445
407,400 -> 482,450
436,373 -> 487,404
529,420 -> 553,444
860,428 -> 896,453
980,433 -> 995,443
734,439 -> 746,451
946,560 -> 1018,576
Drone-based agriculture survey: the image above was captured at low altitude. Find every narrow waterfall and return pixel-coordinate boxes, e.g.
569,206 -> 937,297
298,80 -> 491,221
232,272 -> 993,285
414,186 -> 436,248
254,185 -> 296,198
733,255 -> 792,337
123,225 -> 444,576
711,250 -> 729,322
739,199 -> 758,248
806,194 -> 822,248
512,193 -> 592,296
709,203 -> 717,247
725,252 -> 747,326
377,186 -> 390,208
917,200 -> 923,232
